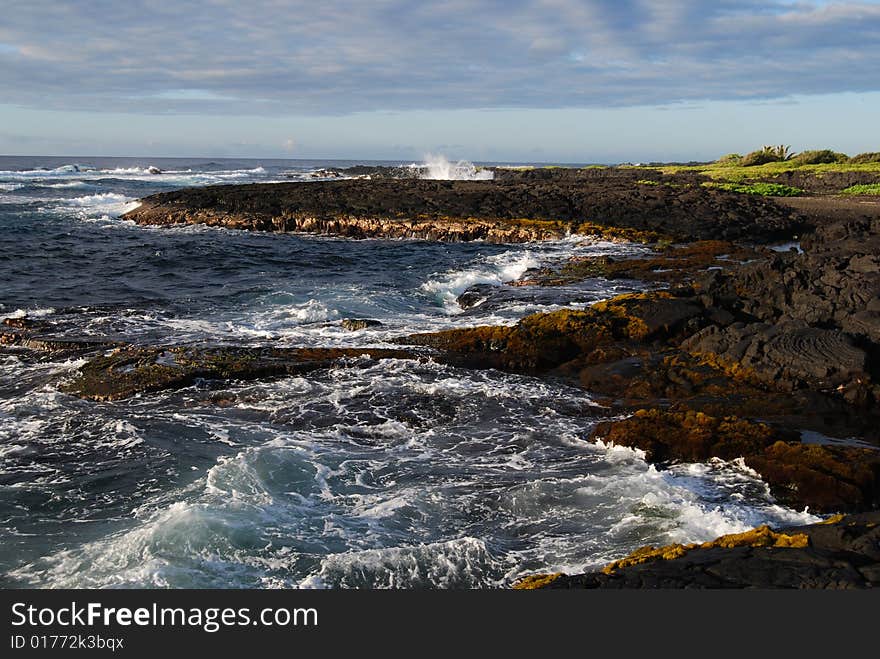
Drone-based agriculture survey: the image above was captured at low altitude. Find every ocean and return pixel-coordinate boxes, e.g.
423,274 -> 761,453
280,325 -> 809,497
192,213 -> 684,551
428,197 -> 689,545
0,155 -> 819,588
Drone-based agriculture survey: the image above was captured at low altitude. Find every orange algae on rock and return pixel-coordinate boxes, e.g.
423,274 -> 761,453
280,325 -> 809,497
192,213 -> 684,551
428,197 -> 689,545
574,222 -> 663,244
591,408 -> 782,463
601,525 -> 810,574
589,408 -> 880,512
512,573 -> 565,590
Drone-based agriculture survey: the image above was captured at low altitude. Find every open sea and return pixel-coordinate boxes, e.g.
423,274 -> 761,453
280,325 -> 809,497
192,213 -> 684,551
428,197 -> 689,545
0,155 -> 819,588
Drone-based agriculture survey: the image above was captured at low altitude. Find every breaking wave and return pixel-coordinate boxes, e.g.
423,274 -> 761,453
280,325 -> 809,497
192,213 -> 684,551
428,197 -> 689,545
412,154 -> 494,181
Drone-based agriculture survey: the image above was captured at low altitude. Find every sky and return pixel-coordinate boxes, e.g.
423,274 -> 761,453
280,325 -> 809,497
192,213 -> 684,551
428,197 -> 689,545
0,0 -> 878,163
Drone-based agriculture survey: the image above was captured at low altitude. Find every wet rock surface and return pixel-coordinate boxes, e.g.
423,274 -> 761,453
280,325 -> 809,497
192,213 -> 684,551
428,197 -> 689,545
511,240 -> 760,288
590,409 -> 880,513
400,195 -> 880,515
340,318 -> 383,330
515,511 -> 880,589
58,345 -> 418,401
1,319 -> 124,359
454,279 -> 643,315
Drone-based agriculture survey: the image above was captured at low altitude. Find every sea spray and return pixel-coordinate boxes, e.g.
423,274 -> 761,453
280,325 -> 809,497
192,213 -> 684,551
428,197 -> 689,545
416,154 -> 494,181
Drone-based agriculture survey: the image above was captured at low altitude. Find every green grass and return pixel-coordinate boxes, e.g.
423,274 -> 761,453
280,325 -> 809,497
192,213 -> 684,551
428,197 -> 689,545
657,160 -> 880,180
840,183 -> 880,195
702,181 -> 805,197
497,153 -> 880,196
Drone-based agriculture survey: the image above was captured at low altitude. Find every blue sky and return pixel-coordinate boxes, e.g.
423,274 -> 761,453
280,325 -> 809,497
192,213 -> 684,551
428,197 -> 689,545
0,0 -> 878,162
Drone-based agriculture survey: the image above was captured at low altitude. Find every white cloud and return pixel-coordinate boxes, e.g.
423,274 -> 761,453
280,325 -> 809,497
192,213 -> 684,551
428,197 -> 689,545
0,1 -> 878,114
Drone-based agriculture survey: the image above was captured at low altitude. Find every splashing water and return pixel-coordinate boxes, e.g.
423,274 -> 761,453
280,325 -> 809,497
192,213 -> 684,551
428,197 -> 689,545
416,154 -> 494,181
0,155 -> 825,589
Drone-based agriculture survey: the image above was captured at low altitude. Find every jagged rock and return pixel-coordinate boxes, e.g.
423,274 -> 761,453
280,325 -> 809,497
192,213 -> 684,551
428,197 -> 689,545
1,330 -> 121,358
681,322 -> 871,397
402,291 -> 707,372
340,318 -> 383,330
454,281 -> 619,313
62,345 -> 418,401
121,170 -> 803,243
589,409 -> 880,512
309,169 -> 344,178
514,512 -> 880,589
456,284 -> 495,309
3,316 -> 49,330
521,240 -> 760,288
699,217 -> 880,343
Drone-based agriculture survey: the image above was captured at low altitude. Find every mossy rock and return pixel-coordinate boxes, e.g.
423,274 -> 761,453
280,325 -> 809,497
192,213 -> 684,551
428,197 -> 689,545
401,291 -> 706,372
512,573 -> 565,590
591,408 -> 790,463
62,346 -> 417,401
517,512 -> 880,588
747,442 -> 880,513
602,525 -> 809,574
590,408 -> 880,512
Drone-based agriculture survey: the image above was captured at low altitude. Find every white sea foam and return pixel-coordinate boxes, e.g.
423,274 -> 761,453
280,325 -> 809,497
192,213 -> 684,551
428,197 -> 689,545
422,250 -> 540,313
0,164 -> 270,192
148,298 -> 340,344
6,357 -> 828,589
42,180 -> 93,189
0,194 -> 53,206
4,307 -> 55,319
413,154 -> 494,181
66,192 -> 131,207
59,192 -> 140,219
300,537 -> 499,589
0,164 -> 95,178
286,299 -> 337,324
100,166 -> 164,175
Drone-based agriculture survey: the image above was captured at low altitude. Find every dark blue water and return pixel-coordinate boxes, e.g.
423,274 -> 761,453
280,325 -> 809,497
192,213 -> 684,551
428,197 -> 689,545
0,156 -> 819,588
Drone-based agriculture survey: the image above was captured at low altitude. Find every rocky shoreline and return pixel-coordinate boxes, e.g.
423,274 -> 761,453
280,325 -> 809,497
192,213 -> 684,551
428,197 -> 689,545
121,169 -> 802,243
514,511 -> 880,588
7,165 -> 880,588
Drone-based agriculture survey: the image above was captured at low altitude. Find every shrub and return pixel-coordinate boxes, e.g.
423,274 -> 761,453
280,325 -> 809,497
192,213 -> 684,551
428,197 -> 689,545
849,152 -> 880,164
715,153 -> 743,165
741,149 -> 779,166
740,145 -> 792,166
790,149 -> 848,165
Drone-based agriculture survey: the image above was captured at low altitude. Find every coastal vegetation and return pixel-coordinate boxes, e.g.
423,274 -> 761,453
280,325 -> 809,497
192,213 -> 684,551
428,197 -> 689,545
849,152 -> 880,164
789,149 -> 849,165
658,146 -> 880,175
740,144 -> 794,166
701,181 -> 804,196
647,145 -> 880,195
841,183 -> 880,195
